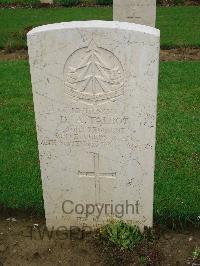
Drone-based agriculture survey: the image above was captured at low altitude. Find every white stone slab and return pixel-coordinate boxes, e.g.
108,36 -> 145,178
113,0 -> 156,27
28,21 -> 160,231
40,0 -> 53,4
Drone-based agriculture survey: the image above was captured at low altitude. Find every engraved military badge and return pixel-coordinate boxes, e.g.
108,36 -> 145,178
63,39 -> 124,105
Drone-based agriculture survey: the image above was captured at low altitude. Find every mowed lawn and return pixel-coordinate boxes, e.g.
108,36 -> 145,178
0,6 -> 200,50
0,60 -> 199,226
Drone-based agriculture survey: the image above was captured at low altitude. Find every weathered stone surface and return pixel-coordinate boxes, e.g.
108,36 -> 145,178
28,21 -> 160,231
113,0 -> 156,27
40,0 -> 53,4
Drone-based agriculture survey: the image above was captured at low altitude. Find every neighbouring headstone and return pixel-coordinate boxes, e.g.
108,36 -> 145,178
28,21 -> 160,231
113,0 -> 156,27
40,0 -> 53,4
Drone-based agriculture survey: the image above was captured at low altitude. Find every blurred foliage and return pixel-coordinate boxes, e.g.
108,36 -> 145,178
0,0 -> 189,6
55,0 -> 80,7
95,0 -> 112,5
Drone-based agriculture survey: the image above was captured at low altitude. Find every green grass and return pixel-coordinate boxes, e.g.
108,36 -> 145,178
157,7 -> 200,48
155,61 -> 200,226
0,6 -> 199,50
0,60 -> 199,225
0,60 -> 43,212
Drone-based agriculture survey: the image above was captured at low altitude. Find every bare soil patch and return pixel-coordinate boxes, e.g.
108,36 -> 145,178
159,0 -> 200,6
185,0 -> 200,5
160,48 -> 200,61
1,48 -> 200,62
0,213 -> 199,266
0,49 -> 28,61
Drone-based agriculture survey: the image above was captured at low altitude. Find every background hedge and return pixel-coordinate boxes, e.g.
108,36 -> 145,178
95,0 -> 112,5
55,0 -> 80,7
0,0 -> 190,6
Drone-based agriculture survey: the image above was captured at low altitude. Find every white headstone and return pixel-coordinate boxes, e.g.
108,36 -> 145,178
113,0 -> 156,27
40,0 -> 53,4
28,21 -> 160,231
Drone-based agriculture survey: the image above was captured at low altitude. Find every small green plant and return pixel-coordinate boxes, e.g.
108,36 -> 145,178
100,220 -> 144,250
193,247 -> 200,260
139,255 -> 149,265
5,32 -> 25,52
4,26 -> 33,52
95,0 -> 112,5
55,0 -> 80,7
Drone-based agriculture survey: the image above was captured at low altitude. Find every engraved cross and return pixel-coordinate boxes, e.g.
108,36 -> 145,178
78,153 -> 116,204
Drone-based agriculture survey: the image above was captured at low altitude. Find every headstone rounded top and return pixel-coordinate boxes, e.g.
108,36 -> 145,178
27,17 -> 160,231
27,20 -> 160,37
